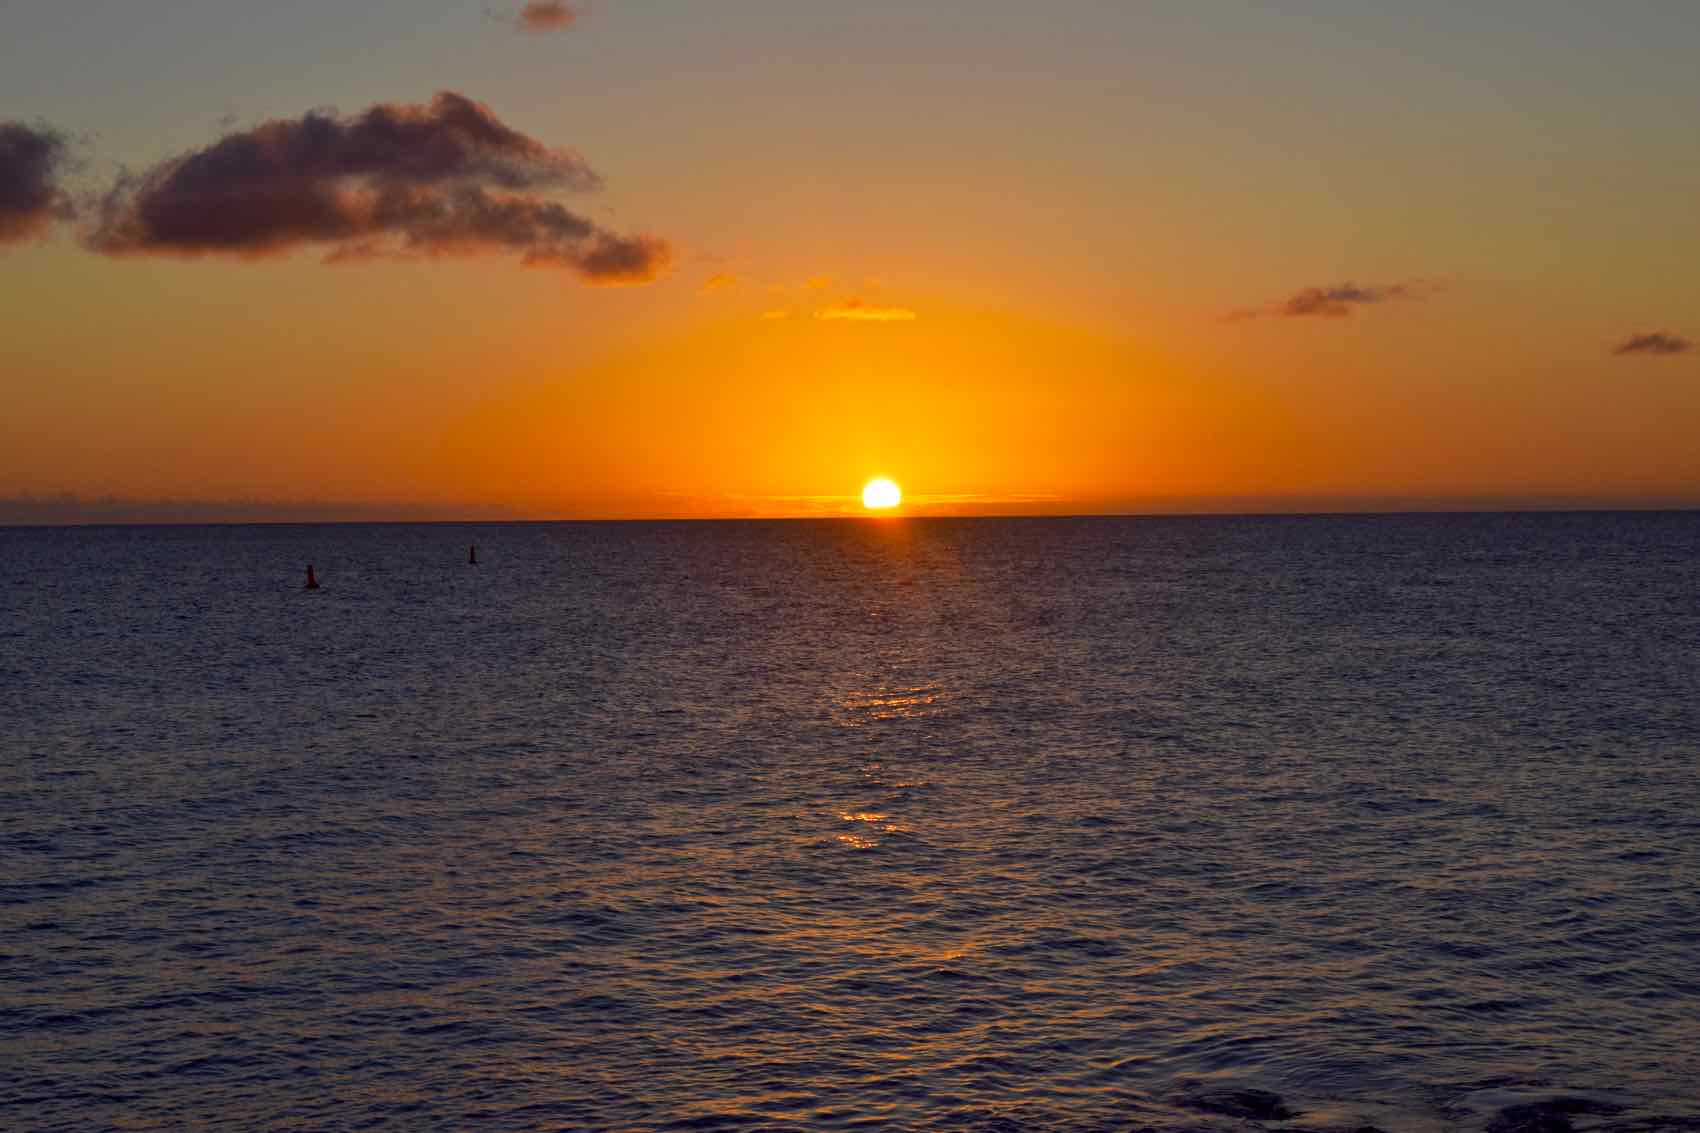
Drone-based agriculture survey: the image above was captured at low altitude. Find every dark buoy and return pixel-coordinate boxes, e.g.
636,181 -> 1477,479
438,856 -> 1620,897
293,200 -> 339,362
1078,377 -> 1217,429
305,564 -> 319,590
469,544 -> 478,566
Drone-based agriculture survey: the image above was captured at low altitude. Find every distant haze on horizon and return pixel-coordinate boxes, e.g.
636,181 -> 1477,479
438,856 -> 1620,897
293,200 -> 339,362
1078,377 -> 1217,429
3,0 -> 1698,519
5,493 -> 1699,527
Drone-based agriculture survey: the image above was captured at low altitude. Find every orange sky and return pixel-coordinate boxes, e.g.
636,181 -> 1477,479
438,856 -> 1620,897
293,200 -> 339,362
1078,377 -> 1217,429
2,2 -> 1698,520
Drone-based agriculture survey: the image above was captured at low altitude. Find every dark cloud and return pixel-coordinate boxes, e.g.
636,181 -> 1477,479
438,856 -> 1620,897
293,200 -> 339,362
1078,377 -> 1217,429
518,2 -> 577,33
0,121 -> 72,244
1281,281 -> 1413,318
1612,331 -> 1691,357
88,91 -> 669,283
564,233 -> 674,283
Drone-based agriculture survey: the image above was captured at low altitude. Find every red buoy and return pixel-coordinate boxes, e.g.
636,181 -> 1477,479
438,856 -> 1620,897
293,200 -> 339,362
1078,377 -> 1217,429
470,544 -> 478,566
305,564 -> 319,590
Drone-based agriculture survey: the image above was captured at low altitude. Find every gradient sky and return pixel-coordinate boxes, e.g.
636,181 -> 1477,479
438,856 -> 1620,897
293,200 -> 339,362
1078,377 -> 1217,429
3,0 -> 1698,518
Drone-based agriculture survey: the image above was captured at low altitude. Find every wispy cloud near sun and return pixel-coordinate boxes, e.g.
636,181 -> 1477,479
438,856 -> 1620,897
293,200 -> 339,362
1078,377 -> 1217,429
814,299 -> 918,322
86,91 -> 669,284
517,2 -> 577,34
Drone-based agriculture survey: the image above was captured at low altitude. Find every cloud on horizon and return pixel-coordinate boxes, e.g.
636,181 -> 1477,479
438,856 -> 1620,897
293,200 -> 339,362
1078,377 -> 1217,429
0,121 -> 73,244
1231,280 -> 1431,320
1612,331 -> 1691,357
814,299 -> 918,322
517,2 -> 577,33
87,91 -> 669,284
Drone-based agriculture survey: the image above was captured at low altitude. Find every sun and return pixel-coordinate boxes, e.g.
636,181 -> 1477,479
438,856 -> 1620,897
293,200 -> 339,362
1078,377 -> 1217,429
861,477 -> 902,510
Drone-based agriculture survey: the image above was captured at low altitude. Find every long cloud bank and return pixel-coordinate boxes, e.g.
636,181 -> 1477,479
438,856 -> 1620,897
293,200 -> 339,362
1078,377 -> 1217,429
86,91 -> 668,283
0,122 -> 72,243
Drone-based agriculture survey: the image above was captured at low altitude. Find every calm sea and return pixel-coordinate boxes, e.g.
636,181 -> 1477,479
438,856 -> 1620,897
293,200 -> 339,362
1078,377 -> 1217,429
3,514 -> 1698,1132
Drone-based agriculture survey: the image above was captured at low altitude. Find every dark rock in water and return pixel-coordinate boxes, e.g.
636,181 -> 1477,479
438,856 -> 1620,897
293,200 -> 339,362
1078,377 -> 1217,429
1183,1089 -> 1298,1121
1488,1099 -> 1626,1133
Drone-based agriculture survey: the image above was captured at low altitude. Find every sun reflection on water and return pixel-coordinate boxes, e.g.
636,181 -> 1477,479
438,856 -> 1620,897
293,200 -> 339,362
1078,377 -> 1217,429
838,682 -> 949,722
823,674 -> 951,851
834,808 -> 906,849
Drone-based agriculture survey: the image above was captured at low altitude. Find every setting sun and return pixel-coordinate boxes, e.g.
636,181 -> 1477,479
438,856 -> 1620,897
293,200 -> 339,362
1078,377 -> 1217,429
862,478 -> 902,510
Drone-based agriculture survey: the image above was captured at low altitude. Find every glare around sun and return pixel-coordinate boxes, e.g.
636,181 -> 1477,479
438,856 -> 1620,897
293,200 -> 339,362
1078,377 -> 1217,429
862,478 -> 902,510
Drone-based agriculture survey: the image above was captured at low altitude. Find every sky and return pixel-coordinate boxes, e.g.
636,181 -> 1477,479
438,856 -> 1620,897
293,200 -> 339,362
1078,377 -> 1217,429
2,0 -> 1698,520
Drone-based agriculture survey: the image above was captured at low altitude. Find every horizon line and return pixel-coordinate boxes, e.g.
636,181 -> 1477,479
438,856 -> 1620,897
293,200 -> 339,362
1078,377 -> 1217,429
4,493 -> 1699,528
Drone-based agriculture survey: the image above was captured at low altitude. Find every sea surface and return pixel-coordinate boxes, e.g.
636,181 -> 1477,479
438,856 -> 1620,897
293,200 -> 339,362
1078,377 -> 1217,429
3,514 -> 1699,1132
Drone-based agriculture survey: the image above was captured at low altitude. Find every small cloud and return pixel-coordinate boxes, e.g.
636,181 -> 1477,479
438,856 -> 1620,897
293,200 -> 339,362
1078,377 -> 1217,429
761,309 -> 790,320
1282,281 -> 1414,318
517,2 -> 577,33
0,121 -> 74,245
698,271 -> 738,295
814,299 -> 918,322
87,91 -> 669,285
1612,331 -> 1691,357
803,275 -> 832,290
1232,279 -> 1430,320
530,233 -> 671,284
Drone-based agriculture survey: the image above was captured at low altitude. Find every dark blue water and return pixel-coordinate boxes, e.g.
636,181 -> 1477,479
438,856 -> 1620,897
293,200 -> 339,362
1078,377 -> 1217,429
3,514 -> 1699,1132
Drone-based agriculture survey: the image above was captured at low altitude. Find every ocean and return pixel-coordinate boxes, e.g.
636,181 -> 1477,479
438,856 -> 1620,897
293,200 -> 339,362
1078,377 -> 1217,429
3,513 -> 1698,1132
